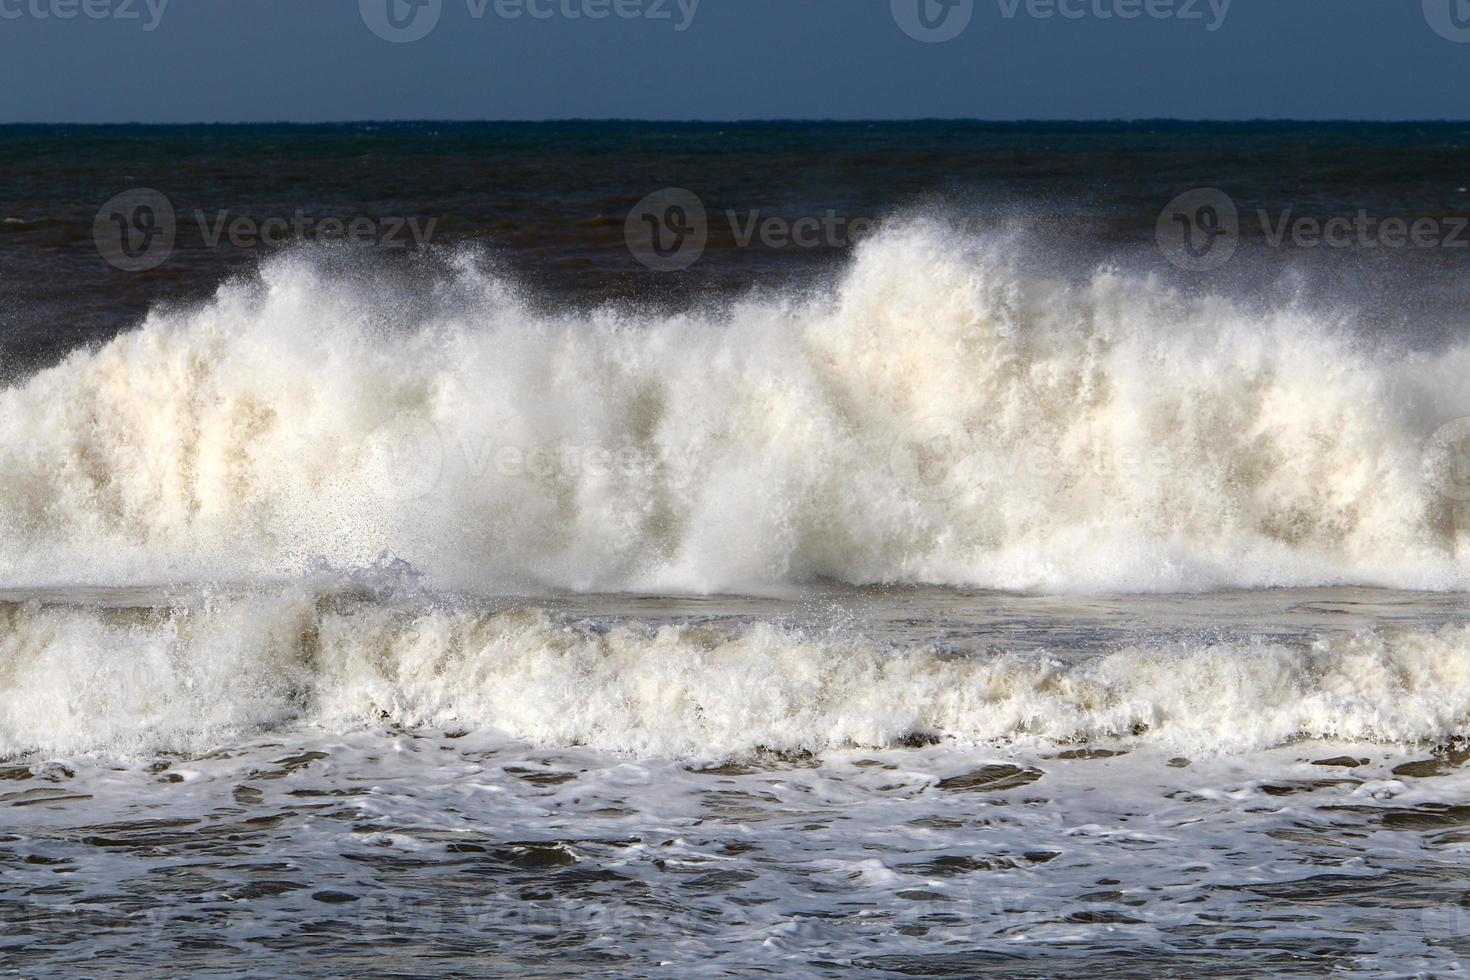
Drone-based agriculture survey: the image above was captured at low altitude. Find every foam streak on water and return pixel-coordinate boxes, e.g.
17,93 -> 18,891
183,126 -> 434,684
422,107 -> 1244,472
1,587 -> 1469,761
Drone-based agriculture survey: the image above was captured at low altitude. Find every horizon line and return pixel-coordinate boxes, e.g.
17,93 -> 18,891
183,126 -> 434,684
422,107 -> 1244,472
3,117 -> 1470,127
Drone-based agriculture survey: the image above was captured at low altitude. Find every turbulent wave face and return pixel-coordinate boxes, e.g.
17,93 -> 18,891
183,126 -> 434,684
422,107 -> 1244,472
1,221 -> 1469,593
3,222 -> 1470,761
2,592 -> 1468,759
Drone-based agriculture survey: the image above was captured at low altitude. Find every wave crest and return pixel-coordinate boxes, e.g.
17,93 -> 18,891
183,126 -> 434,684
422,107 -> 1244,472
2,592 -> 1467,758
1,222 -> 1467,592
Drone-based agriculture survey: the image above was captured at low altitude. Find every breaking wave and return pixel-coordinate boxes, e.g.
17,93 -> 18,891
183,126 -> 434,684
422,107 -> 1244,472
1,221 -> 1468,593
2,591 -> 1467,758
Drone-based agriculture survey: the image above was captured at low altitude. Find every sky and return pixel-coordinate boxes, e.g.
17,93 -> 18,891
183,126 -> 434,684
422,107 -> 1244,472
0,0 -> 1467,122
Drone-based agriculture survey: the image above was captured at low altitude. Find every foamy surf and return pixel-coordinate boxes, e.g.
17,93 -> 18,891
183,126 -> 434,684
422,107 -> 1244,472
0,223 -> 1465,976
0,221 -> 1467,595
2,587 -> 1466,759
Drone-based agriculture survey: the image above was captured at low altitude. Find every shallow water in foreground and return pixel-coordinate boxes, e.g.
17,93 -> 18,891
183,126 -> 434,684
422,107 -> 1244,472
1,586 -> 1468,976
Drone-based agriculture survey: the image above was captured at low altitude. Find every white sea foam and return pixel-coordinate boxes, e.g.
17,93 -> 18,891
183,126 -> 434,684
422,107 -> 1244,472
1,591 -> 1466,758
4,219 -> 1466,980
3,222 -> 1468,594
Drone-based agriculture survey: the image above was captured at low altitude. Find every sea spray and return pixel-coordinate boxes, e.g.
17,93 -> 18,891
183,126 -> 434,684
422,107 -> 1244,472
0,220 -> 1466,593
1,590 -> 1468,758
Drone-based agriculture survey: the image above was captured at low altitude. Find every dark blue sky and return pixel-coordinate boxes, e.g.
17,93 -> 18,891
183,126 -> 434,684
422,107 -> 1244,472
1,0 -> 1467,122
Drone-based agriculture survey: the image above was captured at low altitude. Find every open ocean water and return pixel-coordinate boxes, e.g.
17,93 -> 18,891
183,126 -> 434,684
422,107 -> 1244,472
1,121 -> 1469,976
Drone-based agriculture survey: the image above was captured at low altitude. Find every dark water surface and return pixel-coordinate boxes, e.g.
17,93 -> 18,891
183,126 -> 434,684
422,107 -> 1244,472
4,120 -> 1470,373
